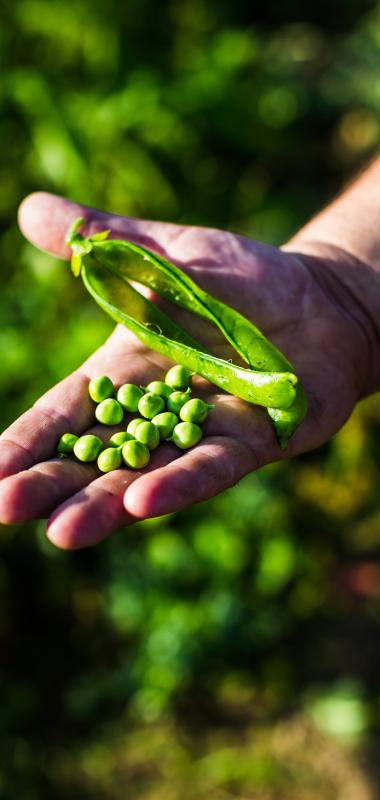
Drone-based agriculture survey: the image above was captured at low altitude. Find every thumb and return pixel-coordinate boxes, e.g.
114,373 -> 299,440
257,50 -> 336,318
17,192 -> 185,260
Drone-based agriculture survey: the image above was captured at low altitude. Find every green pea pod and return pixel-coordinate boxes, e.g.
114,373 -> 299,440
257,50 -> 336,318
66,219 -> 307,447
82,261 -> 297,410
85,231 -> 307,445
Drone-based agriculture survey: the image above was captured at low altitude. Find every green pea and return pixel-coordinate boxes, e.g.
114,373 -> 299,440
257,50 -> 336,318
74,434 -> 103,462
166,390 -> 191,415
145,380 -> 173,399
88,375 -> 114,403
138,392 -> 165,419
151,412 -> 178,440
127,418 -> 145,436
95,398 -> 124,425
179,398 -> 214,424
122,440 -> 150,469
134,420 -> 160,450
97,447 -> 123,473
165,365 -> 193,391
57,432 -> 79,456
170,422 -> 202,450
116,383 -> 144,412
109,431 -> 134,447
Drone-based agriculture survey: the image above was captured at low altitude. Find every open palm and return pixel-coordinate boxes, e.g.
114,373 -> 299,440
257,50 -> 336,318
0,193 -> 366,548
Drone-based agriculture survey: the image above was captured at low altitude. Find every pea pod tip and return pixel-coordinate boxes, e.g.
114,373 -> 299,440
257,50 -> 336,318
66,216 -> 85,247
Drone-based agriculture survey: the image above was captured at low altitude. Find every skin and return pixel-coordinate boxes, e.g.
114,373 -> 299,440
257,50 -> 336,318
0,171 -> 378,548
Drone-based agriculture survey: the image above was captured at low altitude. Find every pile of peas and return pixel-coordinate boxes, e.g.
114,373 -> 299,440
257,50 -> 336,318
57,365 -> 214,472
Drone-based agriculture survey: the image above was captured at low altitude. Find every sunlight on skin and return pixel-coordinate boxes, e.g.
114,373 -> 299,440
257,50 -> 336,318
0,190 -> 369,548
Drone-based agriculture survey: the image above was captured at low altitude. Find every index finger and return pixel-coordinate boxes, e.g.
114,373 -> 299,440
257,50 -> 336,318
18,192 -> 183,260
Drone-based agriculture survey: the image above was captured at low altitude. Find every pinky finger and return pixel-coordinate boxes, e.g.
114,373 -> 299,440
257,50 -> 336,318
123,436 -> 257,520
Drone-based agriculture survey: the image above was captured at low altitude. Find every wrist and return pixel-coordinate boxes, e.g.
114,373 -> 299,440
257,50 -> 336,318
282,238 -> 380,398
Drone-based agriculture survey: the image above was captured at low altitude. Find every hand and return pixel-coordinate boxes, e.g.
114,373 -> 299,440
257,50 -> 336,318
0,192 -> 368,548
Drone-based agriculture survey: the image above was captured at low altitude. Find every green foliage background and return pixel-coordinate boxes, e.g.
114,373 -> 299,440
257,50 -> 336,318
1,1 -> 380,797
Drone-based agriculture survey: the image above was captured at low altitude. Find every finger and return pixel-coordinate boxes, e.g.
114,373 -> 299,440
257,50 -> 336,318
0,409 -> 149,522
0,341 -> 166,481
0,390 -> 277,523
18,192 -> 184,261
0,457 -> 98,524
46,470 -> 135,550
46,445 -> 179,550
123,436 -> 258,519
0,412 -> 123,522
0,371 -> 93,480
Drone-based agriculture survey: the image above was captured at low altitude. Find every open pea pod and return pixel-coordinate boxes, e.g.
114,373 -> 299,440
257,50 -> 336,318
67,219 -> 307,447
81,265 -> 297,409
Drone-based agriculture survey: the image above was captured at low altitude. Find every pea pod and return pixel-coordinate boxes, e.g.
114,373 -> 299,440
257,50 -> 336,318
82,263 -> 297,410
66,219 -> 307,448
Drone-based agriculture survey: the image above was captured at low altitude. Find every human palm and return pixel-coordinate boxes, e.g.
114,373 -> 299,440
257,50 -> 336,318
0,193 -> 365,548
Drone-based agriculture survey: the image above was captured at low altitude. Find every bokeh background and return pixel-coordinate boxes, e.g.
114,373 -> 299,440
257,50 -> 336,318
1,1 -> 380,797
